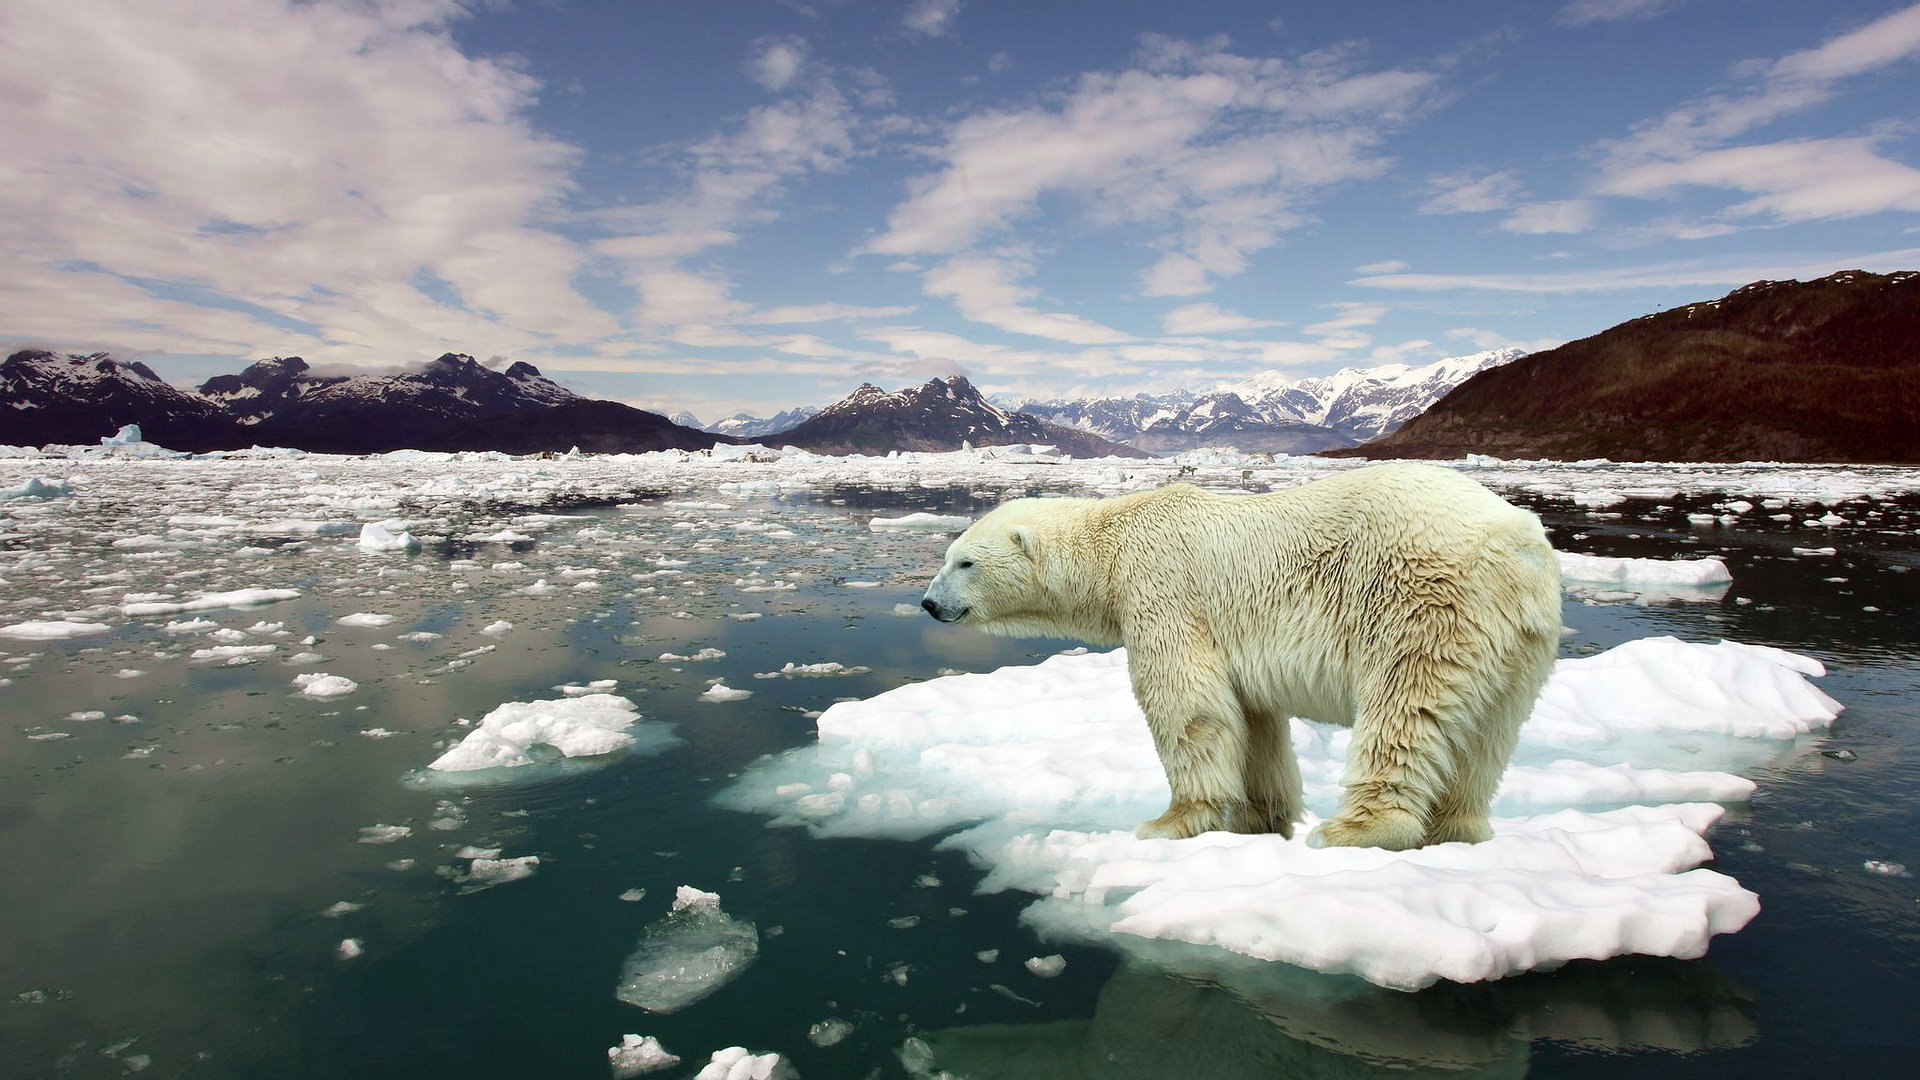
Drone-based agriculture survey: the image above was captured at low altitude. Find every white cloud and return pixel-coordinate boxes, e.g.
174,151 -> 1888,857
903,0 -> 965,38
1589,4 -> 1920,224
1303,303 -> 1388,336
1349,247 -> 1920,292
1557,0 -> 1676,27
866,36 -> 1433,297
747,38 -> 809,91
740,303 -> 919,324
1353,259 -> 1410,274
1501,199 -> 1601,234
1,0 -> 619,365
921,255 -> 1132,344
1419,170 -> 1525,214
1159,303 -> 1281,335
1446,326 -> 1568,353
1598,137 -> 1920,221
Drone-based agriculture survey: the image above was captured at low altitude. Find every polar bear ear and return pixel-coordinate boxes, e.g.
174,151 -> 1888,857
1010,525 -> 1038,557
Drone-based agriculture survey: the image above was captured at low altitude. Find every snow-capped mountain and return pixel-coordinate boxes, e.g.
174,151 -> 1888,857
704,406 -> 820,440
1016,348 -> 1527,453
2,349 -> 248,449
774,376 -> 1143,457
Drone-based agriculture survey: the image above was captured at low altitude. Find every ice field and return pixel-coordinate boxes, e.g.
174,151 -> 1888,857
3,437 -> 1919,1078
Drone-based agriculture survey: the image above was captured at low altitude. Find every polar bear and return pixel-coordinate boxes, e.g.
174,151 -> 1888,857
919,463 -> 1561,850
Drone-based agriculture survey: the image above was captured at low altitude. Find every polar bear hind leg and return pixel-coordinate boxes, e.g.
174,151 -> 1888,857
1424,628 -> 1557,845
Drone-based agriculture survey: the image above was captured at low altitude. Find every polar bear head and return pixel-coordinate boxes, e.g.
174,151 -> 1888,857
921,498 -> 1118,641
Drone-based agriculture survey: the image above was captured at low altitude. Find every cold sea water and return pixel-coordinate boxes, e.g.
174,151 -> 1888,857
1,452 -> 1916,1079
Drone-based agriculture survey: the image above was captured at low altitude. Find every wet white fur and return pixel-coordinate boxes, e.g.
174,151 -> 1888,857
921,463 -> 1562,850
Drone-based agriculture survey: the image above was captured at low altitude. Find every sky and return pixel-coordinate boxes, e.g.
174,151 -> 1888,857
4,0 -> 1919,423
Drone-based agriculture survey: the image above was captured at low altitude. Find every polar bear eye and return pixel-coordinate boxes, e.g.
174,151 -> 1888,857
957,559 -> 974,569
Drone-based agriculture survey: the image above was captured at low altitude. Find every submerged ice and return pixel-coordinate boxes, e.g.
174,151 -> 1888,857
724,635 -> 1842,990
615,886 -> 760,1014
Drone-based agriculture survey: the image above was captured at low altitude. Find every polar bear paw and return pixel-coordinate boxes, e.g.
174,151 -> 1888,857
1305,807 -> 1426,851
1135,800 -> 1226,840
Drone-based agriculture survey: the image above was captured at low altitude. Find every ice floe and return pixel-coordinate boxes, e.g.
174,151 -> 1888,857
869,512 -> 973,532
615,886 -> 759,1014
121,588 -> 301,617
0,620 -> 112,640
723,635 -> 1842,990
427,693 -> 679,773
1555,551 -> 1733,605
689,1047 -> 793,1080
357,521 -> 421,552
608,1034 -> 680,1077
292,672 -> 359,698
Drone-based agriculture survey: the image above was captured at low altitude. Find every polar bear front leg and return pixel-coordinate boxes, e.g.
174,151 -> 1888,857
1128,645 -> 1250,841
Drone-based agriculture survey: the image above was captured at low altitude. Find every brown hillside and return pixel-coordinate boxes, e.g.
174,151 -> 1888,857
1331,270 -> 1920,463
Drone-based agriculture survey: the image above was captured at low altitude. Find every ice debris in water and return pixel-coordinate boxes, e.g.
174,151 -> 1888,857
120,588 -> 300,617
0,476 -> 72,499
868,512 -> 972,532
357,521 -> 421,552
691,1047 -> 793,1080
699,682 -> 752,703
1024,954 -> 1067,978
429,694 -> 677,772
292,672 -> 358,698
723,634 -> 1842,991
807,1018 -> 854,1047
337,938 -> 364,960
357,824 -> 411,844
480,619 -> 514,635
459,855 -> 540,891
1555,551 -> 1732,603
0,620 -> 112,640
615,886 -> 759,1014
336,612 -> 395,628
608,1034 -> 679,1078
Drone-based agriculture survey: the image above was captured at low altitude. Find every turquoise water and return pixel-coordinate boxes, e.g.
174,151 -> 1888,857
2,466 -> 1916,1078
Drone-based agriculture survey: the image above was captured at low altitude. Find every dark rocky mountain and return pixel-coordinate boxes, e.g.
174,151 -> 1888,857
1015,348 -> 1524,454
1335,270 -> 1920,463
773,376 -> 1146,458
197,356 -> 349,423
1,350 -> 249,449
426,398 -> 730,455
3,349 -> 720,455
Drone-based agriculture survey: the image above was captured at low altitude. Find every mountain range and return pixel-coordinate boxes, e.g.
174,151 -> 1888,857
1010,348 -> 1526,455
1340,270 -> 1920,463
771,376 -> 1142,458
1,351 -> 719,455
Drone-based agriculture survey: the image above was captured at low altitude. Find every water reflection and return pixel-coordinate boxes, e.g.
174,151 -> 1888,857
916,953 -> 1754,1079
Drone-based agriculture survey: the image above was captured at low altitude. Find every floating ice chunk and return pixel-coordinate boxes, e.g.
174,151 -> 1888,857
428,694 -> 674,772
322,901 -> 364,918
0,476 -> 72,500
337,938 -> 364,960
808,1018 -> 854,1047
700,682 -> 752,702
1529,637 -> 1841,743
1025,954 -> 1067,978
122,588 -> 300,617
1556,552 -> 1731,603
660,648 -> 726,662
690,1047 -> 793,1080
358,824 -> 412,844
337,612 -> 396,628
480,620 -> 515,636
163,617 -> 218,633
869,512 -> 972,532
0,620 -> 112,640
464,855 -> 540,890
753,661 -> 872,679
608,1034 -> 679,1077
358,522 -> 421,553
190,643 -> 277,663
615,886 -> 760,1014
892,603 -> 922,617
293,672 -> 359,698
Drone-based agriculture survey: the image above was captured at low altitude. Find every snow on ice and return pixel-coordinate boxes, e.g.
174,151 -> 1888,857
724,636 -> 1842,990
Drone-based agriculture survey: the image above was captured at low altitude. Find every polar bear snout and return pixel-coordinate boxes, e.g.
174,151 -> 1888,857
920,594 -> 968,622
